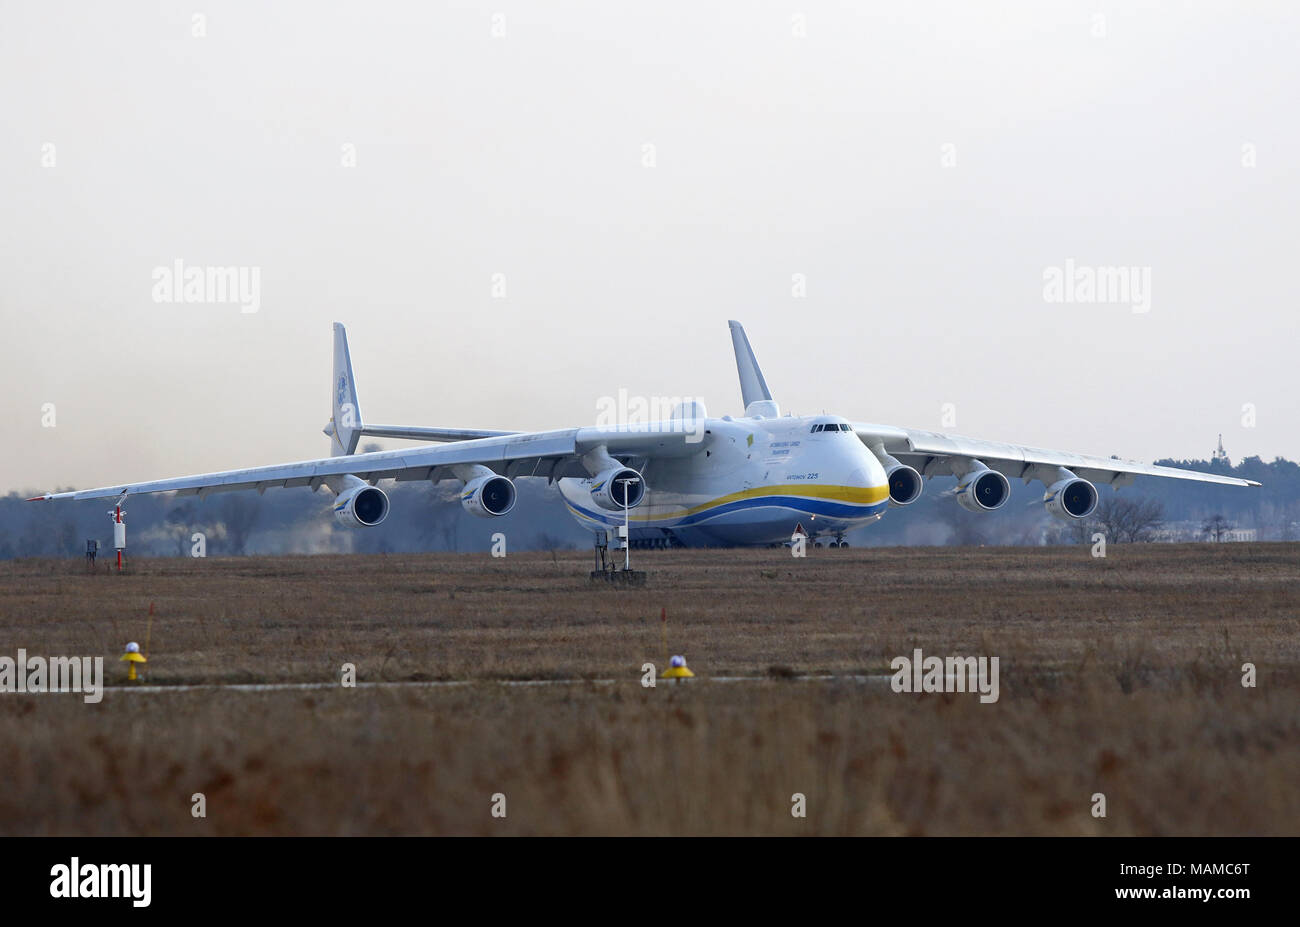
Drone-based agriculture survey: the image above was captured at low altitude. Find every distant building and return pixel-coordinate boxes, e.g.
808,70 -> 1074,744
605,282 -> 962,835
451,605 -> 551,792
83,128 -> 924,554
1150,522 -> 1199,542
1212,434 -> 1230,465
1150,521 -> 1257,543
1217,527 -> 1257,542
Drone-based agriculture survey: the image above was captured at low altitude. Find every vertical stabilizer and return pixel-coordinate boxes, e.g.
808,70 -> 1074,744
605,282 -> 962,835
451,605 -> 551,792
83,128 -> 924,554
727,320 -> 778,416
326,322 -> 364,456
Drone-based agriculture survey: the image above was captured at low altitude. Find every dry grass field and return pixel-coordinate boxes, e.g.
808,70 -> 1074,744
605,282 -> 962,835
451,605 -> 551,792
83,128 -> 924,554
1,543 -> 1297,836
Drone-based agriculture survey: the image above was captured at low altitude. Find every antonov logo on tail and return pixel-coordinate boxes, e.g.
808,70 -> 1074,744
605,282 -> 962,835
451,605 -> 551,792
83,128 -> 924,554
29,321 -> 1259,549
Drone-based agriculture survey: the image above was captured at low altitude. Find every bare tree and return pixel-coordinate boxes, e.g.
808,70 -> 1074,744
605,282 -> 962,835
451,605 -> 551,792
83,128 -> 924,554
1124,497 -> 1165,542
1094,495 -> 1165,543
1093,495 -> 1124,543
1201,513 -> 1233,542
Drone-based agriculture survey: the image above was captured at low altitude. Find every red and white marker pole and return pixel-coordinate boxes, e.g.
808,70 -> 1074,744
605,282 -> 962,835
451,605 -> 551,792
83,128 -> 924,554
111,504 -> 126,572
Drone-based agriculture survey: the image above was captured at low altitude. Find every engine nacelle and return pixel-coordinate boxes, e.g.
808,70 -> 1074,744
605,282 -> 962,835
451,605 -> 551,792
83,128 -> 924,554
590,467 -> 645,512
1044,477 -> 1098,521
460,474 -> 517,518
955,467 -> 1011,513
333,484 -> 390,527
885,464 -> 924,506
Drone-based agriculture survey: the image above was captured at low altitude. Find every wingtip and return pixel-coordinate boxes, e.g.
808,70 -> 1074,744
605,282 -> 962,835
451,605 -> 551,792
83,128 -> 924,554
26,495 -> 48,502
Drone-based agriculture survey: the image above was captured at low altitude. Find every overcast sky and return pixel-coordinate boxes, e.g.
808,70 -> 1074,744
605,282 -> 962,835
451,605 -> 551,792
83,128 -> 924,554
3,1 -> 1296,493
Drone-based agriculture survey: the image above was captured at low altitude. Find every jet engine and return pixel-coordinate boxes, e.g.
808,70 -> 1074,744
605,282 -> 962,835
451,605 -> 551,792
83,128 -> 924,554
1043,476 -> 1098,520
885,463 -> 924,506
460,474 -> 517,517
955,466 -> 1010,513
590,467 -> 645,511
333,484 -> 390,527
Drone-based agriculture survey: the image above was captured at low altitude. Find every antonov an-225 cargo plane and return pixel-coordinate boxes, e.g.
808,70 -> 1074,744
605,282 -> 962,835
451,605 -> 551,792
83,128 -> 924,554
32,321 -> 1258,548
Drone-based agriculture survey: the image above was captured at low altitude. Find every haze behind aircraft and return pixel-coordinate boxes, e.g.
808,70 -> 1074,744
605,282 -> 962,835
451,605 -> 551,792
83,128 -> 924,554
30,322 -> 1258,548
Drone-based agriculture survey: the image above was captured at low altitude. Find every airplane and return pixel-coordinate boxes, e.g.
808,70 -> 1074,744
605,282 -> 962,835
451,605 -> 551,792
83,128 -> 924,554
30,321 -> 1259,549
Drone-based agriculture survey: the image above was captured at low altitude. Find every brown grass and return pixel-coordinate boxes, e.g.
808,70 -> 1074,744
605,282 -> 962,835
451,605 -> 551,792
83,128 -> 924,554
0,543 -> 1297,835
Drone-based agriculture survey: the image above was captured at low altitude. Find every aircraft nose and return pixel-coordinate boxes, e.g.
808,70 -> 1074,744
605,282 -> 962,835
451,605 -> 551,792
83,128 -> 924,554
849,451 -> 890,490
849,463 -> 887,489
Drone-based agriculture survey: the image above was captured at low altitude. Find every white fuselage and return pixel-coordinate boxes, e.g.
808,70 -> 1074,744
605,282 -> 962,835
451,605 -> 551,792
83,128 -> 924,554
558,415 -> 890,546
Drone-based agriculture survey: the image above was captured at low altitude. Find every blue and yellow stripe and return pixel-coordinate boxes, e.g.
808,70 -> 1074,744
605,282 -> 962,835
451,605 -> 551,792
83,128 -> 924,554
565,482 -> 889,529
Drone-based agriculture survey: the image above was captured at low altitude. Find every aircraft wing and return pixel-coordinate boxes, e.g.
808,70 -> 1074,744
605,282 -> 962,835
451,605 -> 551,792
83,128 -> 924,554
851,423 -> 1260,489
28,425 -> 705,502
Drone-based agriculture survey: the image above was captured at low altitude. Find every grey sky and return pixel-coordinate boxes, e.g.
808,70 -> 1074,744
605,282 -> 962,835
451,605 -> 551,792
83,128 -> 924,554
3,1 -> 1296,493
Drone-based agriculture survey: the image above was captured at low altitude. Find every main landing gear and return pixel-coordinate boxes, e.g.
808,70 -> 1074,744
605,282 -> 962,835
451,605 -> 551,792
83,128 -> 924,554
772,531 -> 851,549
